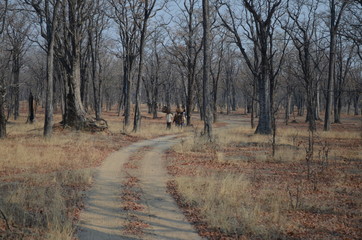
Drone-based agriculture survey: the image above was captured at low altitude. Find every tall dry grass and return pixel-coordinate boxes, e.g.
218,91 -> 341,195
0,117 -> 118,239
175,172 -> 288,239
1,169 -> 92,239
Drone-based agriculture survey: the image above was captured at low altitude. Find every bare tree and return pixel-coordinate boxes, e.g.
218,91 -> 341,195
143,29 -> 165,118
0,0 -> 9,139
283,0 -> 322,131
210,31 -> 226,122
109,0 -> 140,127
87,0 -> 108,120
334,37 -> 355,123
202,0 -> 213,139
27,0 -> 61,137
60,0 -> 93,129
164,0 -> 203,126
133,0 -> 158,132
50,0 -> 107,131
6,11 -> 31,120
217,0 -> 283,134
323,0 -> 348,131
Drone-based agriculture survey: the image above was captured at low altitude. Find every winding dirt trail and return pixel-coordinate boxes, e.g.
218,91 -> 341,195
77,135 -> 202,240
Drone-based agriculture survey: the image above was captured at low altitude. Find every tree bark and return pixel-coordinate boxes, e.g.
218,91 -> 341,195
12,59 -> 20,120
202,0 -> 213,139
43,1 -> 60,137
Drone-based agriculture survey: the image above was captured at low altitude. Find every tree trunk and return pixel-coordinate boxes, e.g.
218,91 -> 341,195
202,0 -> 212,139
255,75 -> 272,134
255,31 -> 272,134
316,82 -> 321,120
43,0 -> 60,137
13,62 -> 20,120
27,92 -> 35,124
285,92 -> 292,125
232,82 -> 236,111
44,33 -> 55,137
334,93 -> 341,123
133,1 -> 151,132
0,86 -> 6,139
255,26 -> 272,134
251,81 -> 256,128
152,84 -> 158,119
123,59 -> 132,126
353,93 -> 359,115
226,75 -> 231,115
65,56 -> 88,129
186,83 -> 193,125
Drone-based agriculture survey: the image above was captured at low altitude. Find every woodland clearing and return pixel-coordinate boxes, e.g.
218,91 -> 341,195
167,112 -> 361,240
0,105 -> 361,240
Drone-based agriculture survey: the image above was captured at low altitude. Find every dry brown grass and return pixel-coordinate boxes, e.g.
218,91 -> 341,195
175,173 -> 288,239
168,114 -> 362,239
0,130 -> 105,239
0,110 -> 140,239
0,170 -> 91,240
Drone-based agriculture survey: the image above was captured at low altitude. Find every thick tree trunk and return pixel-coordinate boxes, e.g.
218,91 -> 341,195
65,58 -> 88,129
44,38 -> 55,137
202,0 -> 212,139
42,0 -> 61,137
255,76 -> 272,134
254,25 -> 272,134
255,34 -> 272,134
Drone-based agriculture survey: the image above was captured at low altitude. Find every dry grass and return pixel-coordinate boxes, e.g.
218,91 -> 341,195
0,169 -> 93,239
0,110 -> 138,239
168,114 -> 362,239
175,173 -> 288,239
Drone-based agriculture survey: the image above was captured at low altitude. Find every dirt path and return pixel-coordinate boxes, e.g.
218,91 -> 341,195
77,135 -> 202,240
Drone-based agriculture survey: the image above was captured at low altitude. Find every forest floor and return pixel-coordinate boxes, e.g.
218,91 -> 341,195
166,112 -> 362,240
0,104 -> 361,240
